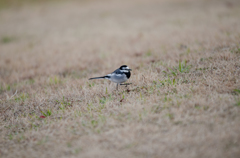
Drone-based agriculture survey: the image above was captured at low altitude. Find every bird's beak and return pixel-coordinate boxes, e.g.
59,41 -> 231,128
129,69 -> 132,71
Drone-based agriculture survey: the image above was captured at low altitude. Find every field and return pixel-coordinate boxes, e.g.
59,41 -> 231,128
0,0 -> 240,157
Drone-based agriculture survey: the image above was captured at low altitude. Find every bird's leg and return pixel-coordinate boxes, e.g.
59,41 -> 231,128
116,83 -> 118,90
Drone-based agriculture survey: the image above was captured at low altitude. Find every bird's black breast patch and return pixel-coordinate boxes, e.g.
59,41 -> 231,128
125,71 -> 131,79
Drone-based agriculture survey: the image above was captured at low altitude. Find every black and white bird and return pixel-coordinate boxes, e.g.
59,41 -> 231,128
89,65 -> 132,90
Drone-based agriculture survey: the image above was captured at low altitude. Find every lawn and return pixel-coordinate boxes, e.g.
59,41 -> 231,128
0,0 -> 240,157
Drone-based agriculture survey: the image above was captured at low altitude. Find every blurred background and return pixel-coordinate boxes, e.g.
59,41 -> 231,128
1,0 -> 239,85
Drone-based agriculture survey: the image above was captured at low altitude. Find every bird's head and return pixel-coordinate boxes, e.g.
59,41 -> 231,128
119,65 -> 132,71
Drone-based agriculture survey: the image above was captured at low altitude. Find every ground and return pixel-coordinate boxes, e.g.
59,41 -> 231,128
0,0 -> 240,157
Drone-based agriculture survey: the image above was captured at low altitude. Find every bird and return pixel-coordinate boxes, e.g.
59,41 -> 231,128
89,65 -> 132,90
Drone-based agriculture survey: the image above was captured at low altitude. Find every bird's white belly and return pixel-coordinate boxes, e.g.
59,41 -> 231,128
109,75 -> 128,83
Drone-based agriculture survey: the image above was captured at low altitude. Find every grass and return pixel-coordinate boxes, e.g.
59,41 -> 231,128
0,0 -> 61,10
1,36 -> 15,44
0,0 -> 240,158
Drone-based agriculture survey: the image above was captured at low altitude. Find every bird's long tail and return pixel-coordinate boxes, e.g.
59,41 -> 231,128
89,76 -> 110,80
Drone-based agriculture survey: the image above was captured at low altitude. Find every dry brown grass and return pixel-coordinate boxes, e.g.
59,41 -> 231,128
0,0 -> 240,157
